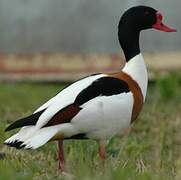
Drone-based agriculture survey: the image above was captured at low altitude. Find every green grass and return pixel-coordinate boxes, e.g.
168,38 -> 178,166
0,76 -> 181,180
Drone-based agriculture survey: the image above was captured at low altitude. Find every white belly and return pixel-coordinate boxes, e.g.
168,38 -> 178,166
70,92 -> 134,139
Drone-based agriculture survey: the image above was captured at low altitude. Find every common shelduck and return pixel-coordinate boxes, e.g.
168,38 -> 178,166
4,6 -> 176,171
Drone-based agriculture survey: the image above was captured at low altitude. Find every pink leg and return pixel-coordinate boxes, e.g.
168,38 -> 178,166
57,140 -> 66,171
98,140 -> 106,162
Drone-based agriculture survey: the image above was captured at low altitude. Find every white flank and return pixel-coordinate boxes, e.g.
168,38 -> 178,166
70,92 -> 134,139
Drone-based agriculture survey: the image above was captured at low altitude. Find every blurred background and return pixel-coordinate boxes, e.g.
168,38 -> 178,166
0,0 -> 180,81
0,1 -> 181,179
0,0 -> 180,53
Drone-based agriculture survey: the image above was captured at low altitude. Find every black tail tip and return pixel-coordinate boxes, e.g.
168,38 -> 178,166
4,140 -> 25,149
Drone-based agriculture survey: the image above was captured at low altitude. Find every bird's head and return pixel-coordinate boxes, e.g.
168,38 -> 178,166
119,6 -> 177,33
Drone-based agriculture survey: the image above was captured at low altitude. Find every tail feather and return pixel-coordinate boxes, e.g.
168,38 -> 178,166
4,126 -> 37,149
5,109 -> 45,132
4,123 -> 77,150
4,126 -> 62,149
22,127 -> 59,149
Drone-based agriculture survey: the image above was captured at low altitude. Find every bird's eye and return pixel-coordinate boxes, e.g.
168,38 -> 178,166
144,11 -> 149,16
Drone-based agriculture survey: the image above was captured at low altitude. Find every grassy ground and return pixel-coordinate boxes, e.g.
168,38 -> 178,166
0,74 -> 181,180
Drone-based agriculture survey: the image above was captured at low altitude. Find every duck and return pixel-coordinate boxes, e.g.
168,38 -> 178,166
4,6 -> 176,171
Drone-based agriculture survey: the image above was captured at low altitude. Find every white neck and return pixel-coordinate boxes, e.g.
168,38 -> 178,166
122,53 -> 148,100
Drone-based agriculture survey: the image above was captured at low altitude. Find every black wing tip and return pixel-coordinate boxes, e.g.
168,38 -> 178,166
4,109 -> 46,132
4,120 -> 25,132
4,126 -> 13,132
4,123 -> 18,132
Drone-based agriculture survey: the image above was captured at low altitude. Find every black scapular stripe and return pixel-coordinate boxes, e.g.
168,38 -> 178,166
74,77 -> 130,106
5,109 -> 45,132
